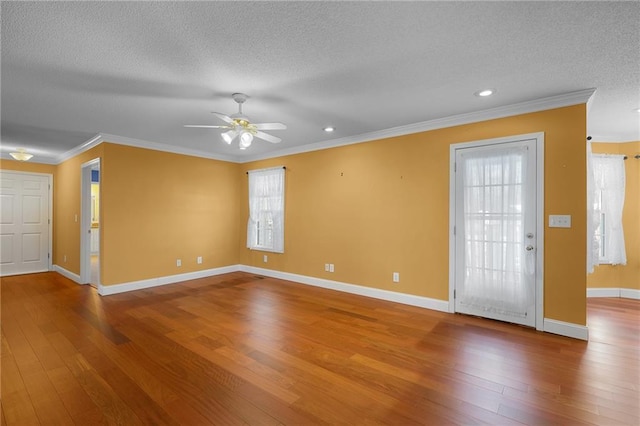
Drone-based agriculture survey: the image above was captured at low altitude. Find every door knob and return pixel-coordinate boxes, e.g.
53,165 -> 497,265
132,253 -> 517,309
526,245 -> 534,251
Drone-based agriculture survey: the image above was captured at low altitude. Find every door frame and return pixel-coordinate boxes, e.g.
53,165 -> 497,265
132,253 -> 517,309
80,158 -> 100,284
448,132 -> 545,331
0,170 -> 53,275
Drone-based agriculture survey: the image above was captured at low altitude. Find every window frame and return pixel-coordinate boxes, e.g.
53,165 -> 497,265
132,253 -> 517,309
247,166 -> 285,253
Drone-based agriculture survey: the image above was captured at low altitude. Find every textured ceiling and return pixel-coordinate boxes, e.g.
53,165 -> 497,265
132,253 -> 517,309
1,1 -> 639,164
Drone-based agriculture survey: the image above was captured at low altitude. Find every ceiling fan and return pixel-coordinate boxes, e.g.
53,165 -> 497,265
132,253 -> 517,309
184,93 -> 286,150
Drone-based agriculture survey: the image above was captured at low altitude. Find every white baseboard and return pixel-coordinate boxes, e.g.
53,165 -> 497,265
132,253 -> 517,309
543,318 -> 589,341
53,264 -> 82,284
240,265 -> 450,313
620,288 -> 640,299
56,263 -> 597,341
587,287 -> 640,299
97,265 -> 242,295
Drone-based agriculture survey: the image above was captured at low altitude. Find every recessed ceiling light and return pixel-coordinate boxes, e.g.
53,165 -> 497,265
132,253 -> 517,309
475,89 -> 495,97
324,126 -> 335,132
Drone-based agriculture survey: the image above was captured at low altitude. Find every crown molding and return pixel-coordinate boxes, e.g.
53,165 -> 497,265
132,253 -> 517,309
240,88 -> 597,163
56,133 -> 240,164
48,88 -> 596,165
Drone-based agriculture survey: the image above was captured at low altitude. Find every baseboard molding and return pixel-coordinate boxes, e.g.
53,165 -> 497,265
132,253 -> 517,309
97,265 -> 242,296
66,263 -> 597,341
240,265 -> 450,313
620,288 -> 640,299
587,287 -> 640,299
544,318 -> 589,341
53,264 -> 82,284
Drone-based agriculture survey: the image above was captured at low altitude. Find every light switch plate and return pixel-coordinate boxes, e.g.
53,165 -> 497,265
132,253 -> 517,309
549,214 -> 571,228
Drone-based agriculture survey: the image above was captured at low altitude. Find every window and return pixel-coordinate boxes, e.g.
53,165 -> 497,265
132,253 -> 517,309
590,154 -> 626,266
247,167 -> 285,252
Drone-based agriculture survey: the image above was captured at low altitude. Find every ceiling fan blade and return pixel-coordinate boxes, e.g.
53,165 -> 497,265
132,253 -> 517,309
253,122 -> 287,130
211,112 -> 235,124
254,131 -> 282,144
184,125 -> 230,129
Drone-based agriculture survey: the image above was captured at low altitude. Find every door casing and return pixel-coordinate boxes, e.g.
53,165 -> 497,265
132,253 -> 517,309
448,132 -> 545,331
80,158 -> 100,285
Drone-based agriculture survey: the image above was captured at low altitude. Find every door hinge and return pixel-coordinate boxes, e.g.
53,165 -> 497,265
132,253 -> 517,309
48,219 -> 50,224
454,289 -> 456,299
454,162 -> 457,172
48,184 -> 51,190
48,253 -> 50,259
453,225 -> 456,235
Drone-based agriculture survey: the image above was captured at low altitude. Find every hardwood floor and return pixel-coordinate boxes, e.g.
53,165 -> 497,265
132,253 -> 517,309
1,271 -> 638,425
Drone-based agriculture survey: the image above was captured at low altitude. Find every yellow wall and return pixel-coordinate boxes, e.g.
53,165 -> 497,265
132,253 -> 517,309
0,159 -> 56,175
0,104 -> 590,326
240,105 -> 588,326
99,143 -> 241,285
53,145 -> 105,273
588,141 -> 640,290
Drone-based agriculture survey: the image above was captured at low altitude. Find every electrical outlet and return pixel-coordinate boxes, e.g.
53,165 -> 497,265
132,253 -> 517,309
329,264 -> 335,273
197,256 -> 202,264
325,263 -> 330,272
393,272 -> 400,283
63,255 -> 67,262
176,259 -> 182,267
263,254 -> 268,263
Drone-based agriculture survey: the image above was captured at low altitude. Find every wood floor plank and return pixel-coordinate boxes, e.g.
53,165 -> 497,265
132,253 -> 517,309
2,271 -> 639,425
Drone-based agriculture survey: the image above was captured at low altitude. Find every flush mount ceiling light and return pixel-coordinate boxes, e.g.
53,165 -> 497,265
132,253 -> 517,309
323,126 -> 335,132
9,148 -> 33,161
185,93 -> 286,150
475,89 -> 496,97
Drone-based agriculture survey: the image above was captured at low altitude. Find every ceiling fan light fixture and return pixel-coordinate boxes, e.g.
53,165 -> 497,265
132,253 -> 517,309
9,148 -> 33,161
221,129 -> 237,144
239,131 -> 253,149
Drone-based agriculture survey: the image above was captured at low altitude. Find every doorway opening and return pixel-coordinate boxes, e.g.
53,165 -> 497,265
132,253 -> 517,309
81,158 -> 100,287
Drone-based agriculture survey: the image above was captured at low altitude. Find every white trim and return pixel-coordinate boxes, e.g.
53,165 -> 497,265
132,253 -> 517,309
80,159 -> 99,284
53,264 -> 82,284
587,288 -> 621,298
587,288 -> 640,299
241,89 -> 594,163
448,132 -> 545,331
543,318 -> 589,341
93,263 -> 449,311
620,288 -> 640,300
54,262 -> 593,340
45,89 -> 595,166
56,133 -> 239,165
240,265 -> 450,312
96,265 -> 242,296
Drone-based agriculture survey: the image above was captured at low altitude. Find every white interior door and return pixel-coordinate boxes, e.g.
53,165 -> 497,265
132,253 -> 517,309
0,171 -> 51,276
453,138 -> 538,327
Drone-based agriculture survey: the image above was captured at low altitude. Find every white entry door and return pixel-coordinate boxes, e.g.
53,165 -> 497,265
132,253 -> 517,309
0,171 -> 51,276
453,137 -> 539,327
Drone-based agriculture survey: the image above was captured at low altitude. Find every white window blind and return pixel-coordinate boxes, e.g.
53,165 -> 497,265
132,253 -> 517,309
247,167 -> 285,253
